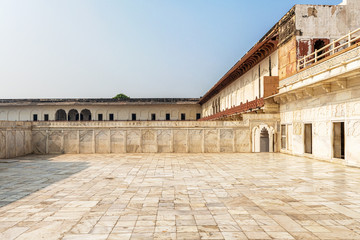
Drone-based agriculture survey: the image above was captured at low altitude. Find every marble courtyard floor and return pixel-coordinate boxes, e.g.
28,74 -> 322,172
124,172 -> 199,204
1,154 -> 360,240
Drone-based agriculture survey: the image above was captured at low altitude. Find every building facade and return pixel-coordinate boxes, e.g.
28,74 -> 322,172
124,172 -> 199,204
0,98 -> 202,121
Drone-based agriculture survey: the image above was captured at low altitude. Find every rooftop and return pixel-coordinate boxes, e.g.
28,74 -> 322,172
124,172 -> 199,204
0,98 -> 200,106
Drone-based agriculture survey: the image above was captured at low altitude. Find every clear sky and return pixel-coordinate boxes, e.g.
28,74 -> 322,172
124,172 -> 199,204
0,0 -> 341,99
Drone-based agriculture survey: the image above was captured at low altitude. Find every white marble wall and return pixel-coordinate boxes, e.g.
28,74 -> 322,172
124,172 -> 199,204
202,51 -> 278,117
280,85 -> 360,167
0,113 -> 280,158
30,121 -> 252,154
0,122 -> 32,159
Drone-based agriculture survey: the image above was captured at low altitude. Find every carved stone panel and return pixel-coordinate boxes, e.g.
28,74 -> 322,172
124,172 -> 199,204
110,130 -> 126,153
79,130 -> 94,154
293,122 -> 302,136
0,131 -> 6,158
317,106 -> 329,120
157,130 -> 172,153
174,130 -> 187,153
189,129 -> 203,153
349,102 -> 360,117
220,129 -> 234,152
48,130 -> 62,154
204,129 -> 219,153
15,131 -> 25,156
25,130 -> 32,154
348,120 -> 360,137
6,131 -> 16,158
32,131 -> 46,155
95,130 -> 110,154
64,130 -> 78,154
235,129 -> 250,152
333,104 -> 345,118
126,130 -> 141,153
142,130 -> 157,153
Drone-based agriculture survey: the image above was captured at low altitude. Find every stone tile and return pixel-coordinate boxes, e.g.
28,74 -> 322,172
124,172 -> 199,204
0,153 -> 360,240
176,232 -> 200,240
177,225 -> 198,232
221,232 -> 248,240
199,231 -> 224,239
107,233 -> 131,240
244,231 -> 271,239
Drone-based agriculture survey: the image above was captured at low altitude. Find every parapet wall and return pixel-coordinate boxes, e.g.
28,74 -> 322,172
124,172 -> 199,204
0,122 -> 32,158
0,114 -> 280,158
31,121 -> 251,154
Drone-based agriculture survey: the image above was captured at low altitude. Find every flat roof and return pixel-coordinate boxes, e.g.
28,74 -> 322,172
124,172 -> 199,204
0,98 -> 200,106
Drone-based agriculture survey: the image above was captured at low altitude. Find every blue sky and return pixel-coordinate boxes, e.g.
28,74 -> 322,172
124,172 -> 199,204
0,0 -> 341,99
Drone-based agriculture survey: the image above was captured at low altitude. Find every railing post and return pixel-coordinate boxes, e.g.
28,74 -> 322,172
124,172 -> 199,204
314,50 -> 318,63
348,32 -> 351,47
297,60 -> 300,71
332,41 -> 335,55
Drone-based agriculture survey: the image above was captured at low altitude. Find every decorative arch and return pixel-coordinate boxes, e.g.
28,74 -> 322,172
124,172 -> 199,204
252,124 -> 275,153
80,109 -> 92,121
55,109 -> 67,121
68,109 -> 79,121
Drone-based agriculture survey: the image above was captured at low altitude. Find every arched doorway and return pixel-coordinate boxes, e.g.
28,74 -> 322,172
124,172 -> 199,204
80,109 -> 92,121
252,124 -> 275,153
260,127 -> 270,152
55,109 -> 67,121
68,109 -> 79,121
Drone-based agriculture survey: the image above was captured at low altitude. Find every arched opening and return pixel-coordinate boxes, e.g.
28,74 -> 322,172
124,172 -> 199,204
68,109 -> 79,121
55,109 -> 67,121
314,39 -> 325,61
80,109 -> 92,121
260,127 -> 270,152
252,124 -> 275,153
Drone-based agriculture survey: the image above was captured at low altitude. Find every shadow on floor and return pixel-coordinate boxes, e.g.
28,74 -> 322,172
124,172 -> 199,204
0,154 -> 89,208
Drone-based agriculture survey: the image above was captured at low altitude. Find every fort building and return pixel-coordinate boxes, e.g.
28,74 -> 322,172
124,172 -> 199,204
1,0 -> 360,168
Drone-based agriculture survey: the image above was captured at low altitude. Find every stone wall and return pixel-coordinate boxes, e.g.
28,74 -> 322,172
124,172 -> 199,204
0,122 -> 32,159
30,121 -> 253,154
0,114 -> 280,158
280,83 -> 360,167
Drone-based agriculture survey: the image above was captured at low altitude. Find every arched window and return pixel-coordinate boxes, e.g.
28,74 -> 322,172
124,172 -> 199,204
68,109 -> 79,121
80,109 -> 92,121
55,109 -> 67,121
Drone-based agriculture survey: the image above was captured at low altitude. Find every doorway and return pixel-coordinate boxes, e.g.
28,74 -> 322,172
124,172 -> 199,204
333,122 -> 345,159
260,128 -> 270,152
304,124 -> 312,154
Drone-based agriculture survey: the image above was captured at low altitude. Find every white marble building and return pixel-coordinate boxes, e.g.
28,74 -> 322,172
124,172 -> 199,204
0,98 -> 202,121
